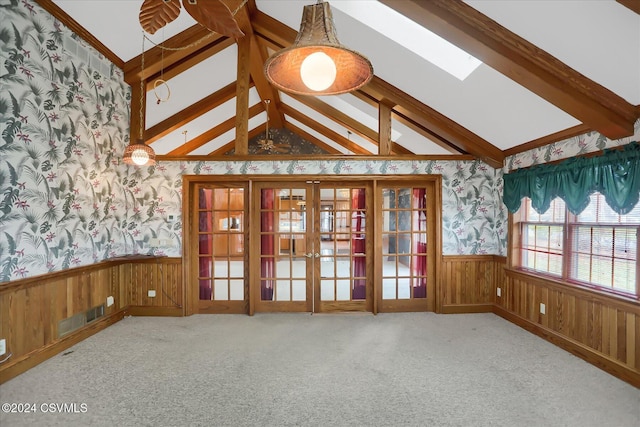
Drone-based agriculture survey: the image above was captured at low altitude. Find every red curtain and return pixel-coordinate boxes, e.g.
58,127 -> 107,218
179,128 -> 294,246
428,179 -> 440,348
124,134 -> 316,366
412,188 -> 427,298
198,189 -> 213,300
261,189 -> 275,300
351,188 -> 366,300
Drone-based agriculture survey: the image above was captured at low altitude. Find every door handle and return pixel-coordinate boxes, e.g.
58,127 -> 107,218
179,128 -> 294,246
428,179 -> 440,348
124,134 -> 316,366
315,253 -> 320,258
305,253 -> 313,258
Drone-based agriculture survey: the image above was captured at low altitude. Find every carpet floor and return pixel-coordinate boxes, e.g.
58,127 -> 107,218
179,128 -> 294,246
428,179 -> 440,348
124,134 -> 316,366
0,312 -> 638,427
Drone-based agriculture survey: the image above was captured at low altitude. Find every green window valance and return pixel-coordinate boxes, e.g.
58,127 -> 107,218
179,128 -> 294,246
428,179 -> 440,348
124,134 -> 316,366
503,141 -> 640,215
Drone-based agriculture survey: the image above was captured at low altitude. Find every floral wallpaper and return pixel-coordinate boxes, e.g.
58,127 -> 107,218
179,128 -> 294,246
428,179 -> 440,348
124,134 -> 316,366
504,120 -> 640,172
1,0 -> 503,282
1,1 -> 133,281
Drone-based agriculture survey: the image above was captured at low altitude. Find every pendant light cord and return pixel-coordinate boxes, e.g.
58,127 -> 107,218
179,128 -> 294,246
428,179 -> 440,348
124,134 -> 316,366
139,33 -> 145,141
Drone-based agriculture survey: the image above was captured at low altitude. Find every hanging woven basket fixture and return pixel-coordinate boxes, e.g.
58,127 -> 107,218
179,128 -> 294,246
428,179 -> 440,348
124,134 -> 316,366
123,139 -> 156,166
264,1 -> 373,96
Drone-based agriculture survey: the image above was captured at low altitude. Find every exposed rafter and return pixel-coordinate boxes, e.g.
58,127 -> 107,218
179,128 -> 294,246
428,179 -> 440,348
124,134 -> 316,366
284,122 -> 343,155
281,104 -> 372,155
123,25 -> 227,83
36,0 -> 634,165
235,3 -> 285,128
364,77 -> 504,168
146,82 -> 241,146
167,102 -> 264,156
251,9 -> 502,166
617,0 -> 640,15
379,0 -> 637,140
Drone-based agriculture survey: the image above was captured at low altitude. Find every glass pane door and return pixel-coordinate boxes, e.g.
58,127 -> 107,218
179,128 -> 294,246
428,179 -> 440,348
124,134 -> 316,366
379,185 -> 433,312
252,182 -> 373,313
255,184 -> 312,312
316,185 -> 371,312
197,185 -> 247,313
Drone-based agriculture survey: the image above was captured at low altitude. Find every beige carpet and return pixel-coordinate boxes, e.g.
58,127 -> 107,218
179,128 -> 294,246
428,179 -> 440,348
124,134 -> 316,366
1,312 -> 638,427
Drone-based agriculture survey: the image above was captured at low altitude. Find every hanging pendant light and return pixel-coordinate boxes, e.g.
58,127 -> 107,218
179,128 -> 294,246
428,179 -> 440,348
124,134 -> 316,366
123,34 -> 156,166
264,1 -> 373,96
123,139 -> 156,166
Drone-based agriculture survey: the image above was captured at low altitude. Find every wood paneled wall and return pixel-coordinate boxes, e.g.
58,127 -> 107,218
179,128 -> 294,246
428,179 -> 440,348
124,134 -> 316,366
121,258 -> 183,316
440,255 -> 498,313
2,254 -> 638,387
440,255 -> 639,386
0,257 -> 182,384
495,265 -> 639,387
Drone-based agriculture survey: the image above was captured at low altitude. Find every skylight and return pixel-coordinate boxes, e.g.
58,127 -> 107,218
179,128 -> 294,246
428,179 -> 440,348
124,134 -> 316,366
331,1 -> 482,81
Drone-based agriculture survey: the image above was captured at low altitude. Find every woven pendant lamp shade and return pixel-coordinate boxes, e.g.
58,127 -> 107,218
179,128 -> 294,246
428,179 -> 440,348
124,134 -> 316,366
264,1 -> 373,96
123,139 -> 156,166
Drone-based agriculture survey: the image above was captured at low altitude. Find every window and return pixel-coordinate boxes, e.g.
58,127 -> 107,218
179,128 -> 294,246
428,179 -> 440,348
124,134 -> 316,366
515,193 -> 639,297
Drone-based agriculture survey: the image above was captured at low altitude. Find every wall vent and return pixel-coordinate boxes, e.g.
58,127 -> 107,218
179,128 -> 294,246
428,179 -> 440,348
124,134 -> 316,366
58,304 -> 105,338
62,35 -> 112,78
86,304 -> 105,323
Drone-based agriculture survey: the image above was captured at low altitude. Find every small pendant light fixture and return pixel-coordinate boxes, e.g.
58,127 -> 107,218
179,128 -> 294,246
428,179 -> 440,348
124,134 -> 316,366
123,34 -> 156,166
264,1 -> 373,96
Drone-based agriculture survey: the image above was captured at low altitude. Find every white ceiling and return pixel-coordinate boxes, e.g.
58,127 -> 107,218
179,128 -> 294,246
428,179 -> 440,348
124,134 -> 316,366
51,0 -> 640,157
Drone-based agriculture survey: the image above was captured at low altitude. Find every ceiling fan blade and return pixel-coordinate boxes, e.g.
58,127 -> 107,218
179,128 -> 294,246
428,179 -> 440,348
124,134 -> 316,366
139,0 -> 182,35
182,0 -> 245,39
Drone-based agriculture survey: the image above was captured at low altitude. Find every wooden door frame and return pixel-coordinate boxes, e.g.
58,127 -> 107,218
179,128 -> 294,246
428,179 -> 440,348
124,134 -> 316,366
313,180 -> 374,313
251,180 -> 314,313
183,175 -> 443,316
182,176 -> 251,315
375,179 -> 441,313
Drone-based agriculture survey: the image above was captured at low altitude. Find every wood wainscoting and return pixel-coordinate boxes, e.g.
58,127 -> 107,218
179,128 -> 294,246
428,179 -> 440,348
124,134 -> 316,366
0,256 -> 183,384
440,255 -> 499,313
121,257 -> 184,316
495,263 -> 640,388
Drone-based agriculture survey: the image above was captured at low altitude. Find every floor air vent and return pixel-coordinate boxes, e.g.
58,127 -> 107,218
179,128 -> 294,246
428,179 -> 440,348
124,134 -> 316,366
58,304 -> 105,338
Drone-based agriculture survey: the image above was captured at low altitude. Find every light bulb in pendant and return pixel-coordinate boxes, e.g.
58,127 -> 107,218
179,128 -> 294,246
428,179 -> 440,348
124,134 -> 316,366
300,52 -> 337,92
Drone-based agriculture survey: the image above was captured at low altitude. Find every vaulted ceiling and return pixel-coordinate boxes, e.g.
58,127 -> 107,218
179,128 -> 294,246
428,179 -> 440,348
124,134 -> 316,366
39,0 -> 640,168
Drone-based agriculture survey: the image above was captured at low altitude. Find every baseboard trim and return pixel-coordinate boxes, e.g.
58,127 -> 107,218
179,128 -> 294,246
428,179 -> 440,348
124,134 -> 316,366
127,306 -> 184,317
493,305 -> 640,388
0,309 -> 126,385
440,304 -> 494,314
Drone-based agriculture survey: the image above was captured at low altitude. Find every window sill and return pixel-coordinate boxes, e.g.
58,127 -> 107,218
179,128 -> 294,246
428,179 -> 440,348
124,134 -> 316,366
503,267 -> 640,309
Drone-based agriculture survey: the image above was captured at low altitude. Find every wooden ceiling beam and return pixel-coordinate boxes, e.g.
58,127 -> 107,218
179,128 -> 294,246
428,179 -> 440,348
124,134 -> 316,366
253,10 -> 495,162
235,27 -> 251,155
379,0 -> 637,140
209,141 -> 235,157
378,100 -> 393,156
350,90 -> 462,155
167,102 -> 264,156
289,93 -> 414,154
290,94 -> 380,146
123,26 -> 227,84
236,4 -> 285,128
208,124 -> 265,156
146,82 -> 239,145
503,124 -> 593,157
281,104 -> 372,155
251,10 -> 297,50
365,76 -> 504,167
145,37 -> 235,91
617,0 -> 640,15
390,110 -> 466,155
284,122 -> 343,155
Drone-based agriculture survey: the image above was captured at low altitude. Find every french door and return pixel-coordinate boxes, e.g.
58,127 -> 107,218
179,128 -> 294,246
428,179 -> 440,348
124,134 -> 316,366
252,181 -> 373,313
194,183 -> 248,314
377,183 -> 437,312
187,177 -> 439,315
